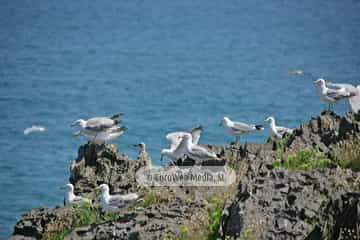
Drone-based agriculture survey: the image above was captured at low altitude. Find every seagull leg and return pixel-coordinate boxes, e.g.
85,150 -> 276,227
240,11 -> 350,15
235,136 -> 240,144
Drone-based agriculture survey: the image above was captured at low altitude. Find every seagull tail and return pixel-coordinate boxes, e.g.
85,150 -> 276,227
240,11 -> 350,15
122,193 -> 139,201
110,113 -> 125,119
255,125 -> 264,130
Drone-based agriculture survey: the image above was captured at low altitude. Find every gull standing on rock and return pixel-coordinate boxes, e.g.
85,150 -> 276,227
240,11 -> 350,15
264,117 -> 293,139
97,184 -> 139,213
71,113 -> 124,137
61,183 -> 91,207
134,142 -> 152,171
219,117 -> 264,143
161,125 -> 203,161
181,134 -> 219,162
313,79 -> 356,111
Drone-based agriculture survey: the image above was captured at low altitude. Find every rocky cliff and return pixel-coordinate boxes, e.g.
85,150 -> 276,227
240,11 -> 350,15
11,111 -> 360,240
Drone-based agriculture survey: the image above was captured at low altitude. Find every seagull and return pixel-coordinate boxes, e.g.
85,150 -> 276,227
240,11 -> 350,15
71,113 -> 124,137
219,117 -> 264,143
181,134 -> 219,162
326,81 -> 360,113
23,125 -> 47,135
97,184 -> 139,213
80,126 -> 127,144
161,126 -> 203,161
314,79 -> 356,111
134,142 -> 152,171
264,117 -> 293,139
61,183 -> 91,207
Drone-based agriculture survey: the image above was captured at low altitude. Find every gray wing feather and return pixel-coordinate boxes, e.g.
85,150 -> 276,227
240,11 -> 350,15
86,117 -> 116,131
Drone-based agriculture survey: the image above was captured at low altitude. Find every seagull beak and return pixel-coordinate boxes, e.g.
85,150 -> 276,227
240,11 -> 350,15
60,185 -> 66,190
133,144 -> 140,148
219,121 -> 223,127
70,121 -> 77,127
160,154 -> 163,161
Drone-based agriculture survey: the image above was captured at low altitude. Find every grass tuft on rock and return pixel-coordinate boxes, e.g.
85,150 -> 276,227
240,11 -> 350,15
273,147 -> 331,170
41,228 -> 72,240
335,138 -> 360,171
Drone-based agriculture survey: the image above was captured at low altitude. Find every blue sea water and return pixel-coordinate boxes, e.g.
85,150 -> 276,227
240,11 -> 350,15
1,0 -> 360,237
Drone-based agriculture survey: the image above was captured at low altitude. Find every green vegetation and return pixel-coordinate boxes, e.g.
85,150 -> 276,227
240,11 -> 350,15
273,147 -> 331,170
41,228 -> 72,240
135,190 -> 157,209
72,202 -> 101,227
207,196 -> 226,240
335,138 -> 360,171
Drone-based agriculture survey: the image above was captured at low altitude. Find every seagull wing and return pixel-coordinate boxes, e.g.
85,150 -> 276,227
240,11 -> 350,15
109,193 -> 138,205
190,128 -> 202,145
231,121 -> 256,133
327,83 -> 357,92
276,126 -> 293,135
85,117 -> 117,131
326,88 -> 353,100
166,132 -> 189,149
189,145 -> 218,160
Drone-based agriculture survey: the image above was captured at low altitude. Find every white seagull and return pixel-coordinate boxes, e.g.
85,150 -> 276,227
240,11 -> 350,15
314,79 -> 356,111
61,183 -> 91,207
181,134 -> 219,162
326,81 -> 360,113
97,184 -> 139,213
161,126 -> 203,161
219,117 -> 264,143
23,125 -> 47,135
71,113 -> 124,137
264,117 -> 294,139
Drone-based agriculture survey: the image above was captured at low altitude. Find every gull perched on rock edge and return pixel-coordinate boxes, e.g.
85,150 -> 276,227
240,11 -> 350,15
180,134 -> 220,162
71,113 -> 124,137
97,184 -> 139,213
264,117 -> 293,139
219,117 -> 264,143
313,79 -> 356,111
134,142 -> 152,171
61,183 -> 91,207
161,125 -> 203,161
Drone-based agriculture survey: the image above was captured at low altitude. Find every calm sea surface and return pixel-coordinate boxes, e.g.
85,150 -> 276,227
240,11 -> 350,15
1,0 -> 360,237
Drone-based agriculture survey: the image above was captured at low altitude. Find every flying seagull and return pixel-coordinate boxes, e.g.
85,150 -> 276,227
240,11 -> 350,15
61,183 -> 91,207
97,184 -> 139,213
23,125 -> 47,135
219,117 -> 264,143
264,116 -> 293,139
314,79 -> 356,111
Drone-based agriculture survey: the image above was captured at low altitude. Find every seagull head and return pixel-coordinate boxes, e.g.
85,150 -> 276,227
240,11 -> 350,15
97,184 -> 110,194
219,117 -> 231,127
70,119 -> 86,128
190,125 -> 204,133
133,142 -> 146,151
264,116 -> 275,124
313,78 -> 326,87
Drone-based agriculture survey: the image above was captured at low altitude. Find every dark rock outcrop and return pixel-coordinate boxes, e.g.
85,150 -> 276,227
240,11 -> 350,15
11,207 -> 74,239
70,143 -> 141,194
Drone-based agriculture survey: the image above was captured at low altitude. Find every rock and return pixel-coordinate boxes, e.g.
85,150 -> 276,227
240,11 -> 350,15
70,143 -> 141,194
12,207 -> 73,239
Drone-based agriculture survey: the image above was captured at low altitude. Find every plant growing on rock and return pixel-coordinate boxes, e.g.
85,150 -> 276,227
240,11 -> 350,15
273,147 -> 331,170
207,196 -> 226,240
335,138 -> 360,171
